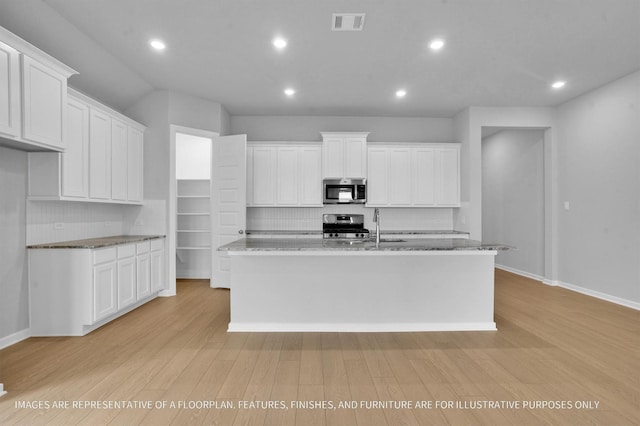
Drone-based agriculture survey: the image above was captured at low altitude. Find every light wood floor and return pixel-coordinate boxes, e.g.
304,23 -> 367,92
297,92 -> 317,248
1,270 -> 639,425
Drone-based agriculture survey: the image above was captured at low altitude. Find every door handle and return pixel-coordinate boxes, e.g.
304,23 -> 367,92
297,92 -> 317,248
238,229 -> 244,235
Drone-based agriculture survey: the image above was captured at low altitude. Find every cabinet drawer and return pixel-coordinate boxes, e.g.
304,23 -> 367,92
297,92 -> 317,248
150,238 -> 163,251
136,241 -> 150,254
93,247 -> 117,264
117,244 -> 135,258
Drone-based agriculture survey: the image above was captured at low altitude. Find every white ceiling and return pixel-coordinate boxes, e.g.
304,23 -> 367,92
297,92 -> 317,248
1,0 -> 638,116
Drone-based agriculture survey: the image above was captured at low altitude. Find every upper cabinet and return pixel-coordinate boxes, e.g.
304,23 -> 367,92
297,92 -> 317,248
28,89 -> 146,205
321,132 -> 368,179
0,26 -> 77,152
247,142 -> 322,207
367,143 -> 460,207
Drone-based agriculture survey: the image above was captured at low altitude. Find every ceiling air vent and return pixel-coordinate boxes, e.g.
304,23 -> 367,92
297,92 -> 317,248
332,13 -> 366,31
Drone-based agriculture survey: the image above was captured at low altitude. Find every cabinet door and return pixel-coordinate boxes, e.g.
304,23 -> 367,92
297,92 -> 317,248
111,119 -> 128,201
89,109 -> 111,199
61,98 -> 89,198
388,148 -> 412,205
367,148 -> 388,205
299,146 -> 322,206
0,40 -> 20,138
436,148 -> 460,206
251,146 -> 275,206
344,138 -> 367,178
246,147 -> 254,205
412,147 -> 436,206
276,147 -> 299,205
117,256 -> 136,309
93,262 -> 117,322
136,253 -> 151,299
21,55 -> 66,150
150,249 -> 164,293
127,127 -> 144,202
322,138 -> 344,178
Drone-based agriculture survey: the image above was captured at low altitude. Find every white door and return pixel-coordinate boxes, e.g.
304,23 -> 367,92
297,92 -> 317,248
211,134 -> 247,288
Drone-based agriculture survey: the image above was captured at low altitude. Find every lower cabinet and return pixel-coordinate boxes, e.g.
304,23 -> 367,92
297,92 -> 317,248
29,237 -> 165,336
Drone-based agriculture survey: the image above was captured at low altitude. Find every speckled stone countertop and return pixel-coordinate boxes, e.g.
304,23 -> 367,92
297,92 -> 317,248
246,230 -> 469,236
28,235 -> 165,249
219,237 -> 509,252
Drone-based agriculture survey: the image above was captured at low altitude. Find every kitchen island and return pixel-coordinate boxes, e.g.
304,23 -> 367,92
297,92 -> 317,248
218,238 -> 508,332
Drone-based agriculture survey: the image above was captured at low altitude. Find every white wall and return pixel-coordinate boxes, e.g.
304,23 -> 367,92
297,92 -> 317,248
556,71 -> 640,304
482,129 -> 545,278
231,115 -> 453,142
176,133 -> 211,180
0,147 -> 28,342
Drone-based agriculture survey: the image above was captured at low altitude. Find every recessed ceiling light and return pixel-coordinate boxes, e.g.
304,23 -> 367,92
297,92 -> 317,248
273,37 -> 287,50
429,38 -> 445,51
149,39 -> 166,51
395,89 -> 407,98
551,80 -> 566,89
284,88 -> 295,96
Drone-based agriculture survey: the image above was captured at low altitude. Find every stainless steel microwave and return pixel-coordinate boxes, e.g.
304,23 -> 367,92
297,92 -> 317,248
323,178 -> 367,204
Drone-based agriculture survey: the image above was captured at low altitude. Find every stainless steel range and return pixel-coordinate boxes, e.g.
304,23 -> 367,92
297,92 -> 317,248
322,214 -> 370,240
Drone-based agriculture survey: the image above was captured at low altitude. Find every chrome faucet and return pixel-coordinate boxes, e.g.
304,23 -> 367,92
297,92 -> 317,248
373,208 -> 381,246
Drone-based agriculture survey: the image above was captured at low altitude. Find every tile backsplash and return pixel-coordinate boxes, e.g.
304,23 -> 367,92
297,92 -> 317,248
26,200 -> 166,245
247,206 -> 454,231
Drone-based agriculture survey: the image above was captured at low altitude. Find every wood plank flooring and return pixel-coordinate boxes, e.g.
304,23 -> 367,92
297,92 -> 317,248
1,269 -> 639,425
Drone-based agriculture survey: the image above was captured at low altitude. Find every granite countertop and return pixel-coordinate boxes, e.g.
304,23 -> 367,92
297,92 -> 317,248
219,237 -> 509,252
246,229 -> 469,236
28,235 -> 165,249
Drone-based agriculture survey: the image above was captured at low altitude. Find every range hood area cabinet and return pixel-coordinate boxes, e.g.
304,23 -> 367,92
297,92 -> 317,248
28,89 -> 145,205
0,26 -> 77,152
367,143 -> 460,207
321,132 -> 368,179
247,142 -> 323,207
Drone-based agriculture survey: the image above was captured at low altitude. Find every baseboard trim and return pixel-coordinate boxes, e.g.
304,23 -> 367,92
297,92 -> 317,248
497,265 -> 640,311
228,322 -> 498,332
0,328 -> 30,350
495,264 -> 545,283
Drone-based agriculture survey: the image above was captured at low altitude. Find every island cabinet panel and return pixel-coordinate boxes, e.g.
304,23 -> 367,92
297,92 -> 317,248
247,142 -> 322,207
27,89 -> 145,204
28,237 -> 165,336
0,40 -> 20,139
367,143 -> 460,207
321,132 -> 369,179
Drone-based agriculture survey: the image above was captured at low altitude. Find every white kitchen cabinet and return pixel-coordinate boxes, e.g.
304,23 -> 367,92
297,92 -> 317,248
93,249 -> 118,322
0,26 -> 77,152
117,245 -> 137,310
321,132 -> 368,179
150,238 -> 165,293
89,108 -> 112,199
127,126 -> 144,203
0,40 -> 20,139
247,142 -> 322,207
367,143 -> 460,207
111,119 -> 128,201
27,89 -> 145,204
136,242 -> 151,300
299,146 -> 323,206
61,97 -> 89,198
28,237 -> 165,336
